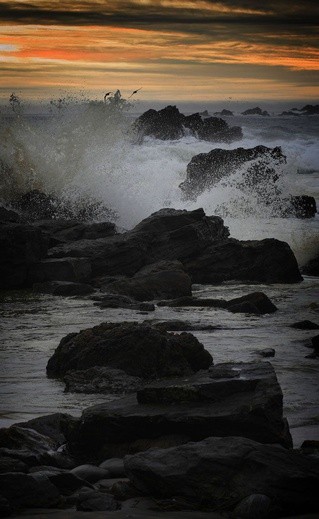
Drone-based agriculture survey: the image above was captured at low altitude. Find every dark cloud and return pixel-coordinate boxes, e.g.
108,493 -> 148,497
0,1 -> 318,27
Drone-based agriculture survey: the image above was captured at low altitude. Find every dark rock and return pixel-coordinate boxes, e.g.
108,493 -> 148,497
311,335 -> 319,353
300,104 -> 319,115
184,238 -> 302,284
0,456 -> 28,474
0,472 -> 61,508
214,109 -> 234,116
124,436 -> 319,514
143,319 -> 218,332
33,219 -> 116,247
30,467 -> 90,495
71,464 -> 110,483
138,303 -> 155,312
28,257 -> 92,284
280,195 -> 317,218
133,105 -> 242,143
47,322 -> 213,380
64,367 -> 143,394
291,320 -> 319,330
242,107 -> 270,116
301,440 -> 319,450
110,480 -> 140,500
158,292 -> 277,315
279,110 -> 300,116
0,206 -> 21,223
302,254 -> 319,276
70,362 -> 292,459
0,496 -> 12,517
180,145 -> 285,199
99,458 -> 126,478
33,280 -> 94,296
76,489 -> 118,511
232,494 -> 272,518
15,412 -> 77,447
256,348 -> 275,358
0,222 -> 47,289
107,268 -> 192,301
12,190 -> 60,220
96,293 -> 137,308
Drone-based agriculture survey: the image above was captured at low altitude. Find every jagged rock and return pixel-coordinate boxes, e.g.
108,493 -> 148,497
32,219 -> 116,248
64,367 -> 143,394
46,322 -> 213,380
242,107 -> 270,116
69,362 -> 292,459
180,145 -> 285,199
133,105 -> 242,143
124,436 -> 319,515
0,222 -> 47,289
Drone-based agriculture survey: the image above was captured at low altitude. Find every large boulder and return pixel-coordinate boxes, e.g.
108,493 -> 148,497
0,222 -> 47,289
33,219 -> 117,248
302,253 -> 319,276
28,257 -> 92,284
180,145 -> 285,199
46,322 -> 213,380
48,208 -> 229,278
133,105 -> 242,143
184,238 -> 302,284
124,436 -> 319,515
69,362 -> 292,459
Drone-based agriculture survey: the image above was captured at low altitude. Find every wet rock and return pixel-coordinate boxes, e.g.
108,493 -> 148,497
124,436 -> 319,515
0,495 -> 12,517
158,292 -> 277,315
107,268 -> 192,301
64,367 -> 143,394
33,280 -> 94,296
30,467 -> 90,495
185,238 -> 302,284
302,254 -> 319,276
311,335 -> 319,352
291,320 -> 319,330
180,145 -> 285,199
110,480 -> 140,500
133,105 -> 242,143
47,322 -> 213,380
138,303 -> 155,311
28,257 -> 92,284
76,489 -> 118,511
143,319 -> 218,332
71,464 -> 110,483
15,413 -> 77,447
70,362 -> 292,458
286,195 -> 317,218
0,472 -> 61,509
0,222 -> 47,289
242,107 -> 270,116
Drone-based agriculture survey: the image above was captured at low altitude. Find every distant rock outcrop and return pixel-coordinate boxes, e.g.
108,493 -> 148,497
133,105 -> 242,143
214,109 -> 234,116
242,107 -> 270,116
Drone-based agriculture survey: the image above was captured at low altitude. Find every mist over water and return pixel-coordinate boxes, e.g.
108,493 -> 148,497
0,96 -> 318,263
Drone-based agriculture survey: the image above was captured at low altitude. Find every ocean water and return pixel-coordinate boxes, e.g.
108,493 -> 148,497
0,98 -> 318,445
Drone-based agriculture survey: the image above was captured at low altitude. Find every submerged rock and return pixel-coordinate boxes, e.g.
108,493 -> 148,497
64,367 -> 143,394
46,321 -> 213,380
124,436 -> 319,515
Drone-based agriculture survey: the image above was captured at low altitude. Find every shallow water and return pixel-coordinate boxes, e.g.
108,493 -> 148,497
0,278 -> 318,446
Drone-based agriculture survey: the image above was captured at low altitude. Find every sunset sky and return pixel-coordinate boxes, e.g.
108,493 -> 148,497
0,0 -> 318,102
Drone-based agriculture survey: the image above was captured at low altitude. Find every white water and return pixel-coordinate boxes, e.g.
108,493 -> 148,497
0,97 -> 318,445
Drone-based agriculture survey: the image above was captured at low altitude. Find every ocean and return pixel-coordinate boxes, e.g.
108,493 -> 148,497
0,98 -> 318,446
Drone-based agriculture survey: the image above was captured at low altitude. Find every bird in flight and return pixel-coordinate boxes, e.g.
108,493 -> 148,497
128,88 -> 142,98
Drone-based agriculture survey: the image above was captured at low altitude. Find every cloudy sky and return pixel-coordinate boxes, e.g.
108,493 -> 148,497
0,0 -> 318,102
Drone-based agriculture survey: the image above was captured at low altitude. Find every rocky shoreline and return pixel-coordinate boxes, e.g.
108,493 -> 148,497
1,192 -> 319,517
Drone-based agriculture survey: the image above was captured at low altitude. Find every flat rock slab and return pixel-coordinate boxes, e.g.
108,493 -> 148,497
72,362 -> 292,457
